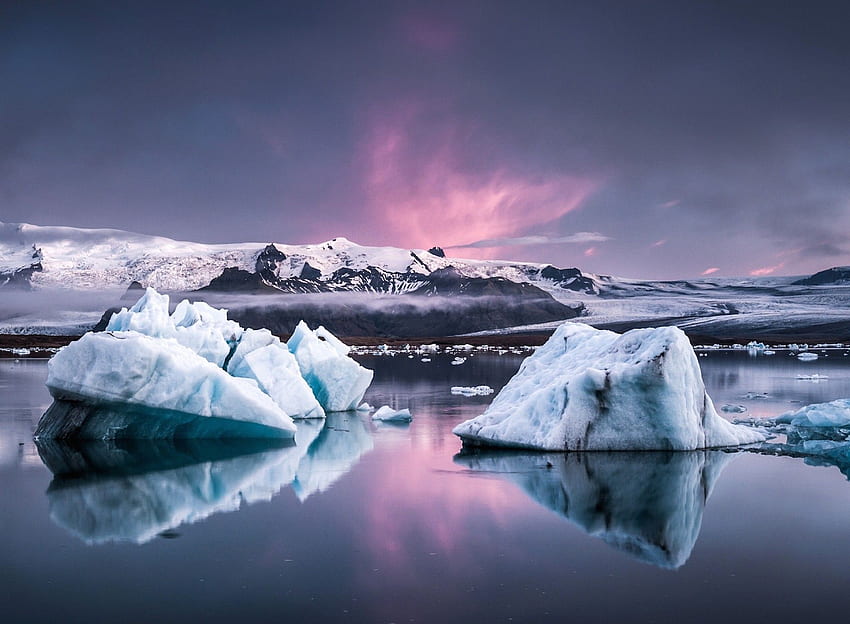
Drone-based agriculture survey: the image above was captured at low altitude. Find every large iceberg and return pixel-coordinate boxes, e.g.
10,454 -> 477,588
37,288 -> 370,440
454,449 -> 733,568
288,321 -> 373,412
453,323 -> 764,451
41,336 -> 296,439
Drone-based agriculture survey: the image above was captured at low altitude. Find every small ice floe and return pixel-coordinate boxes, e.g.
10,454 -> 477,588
776,398 -> 850,427
797,352 -> 819,361
371,406 -> 413,422
743,392 -> 769,400
797,374 -> 828,382
451,385 -> 494,397
450,357 -> 467,366
763,349 -> 776,355
453,323 -> 764,451
721,404 -> 748,413
421,358 -> 431,362
356,402 -> 374,412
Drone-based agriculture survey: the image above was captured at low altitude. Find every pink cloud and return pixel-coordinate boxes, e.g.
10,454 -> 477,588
584,246 -> 596,257
701,267 -> 720,275
400,13 -> 459,52
659,200 -> 680,209
359,103 -> 599,258
750,262 -> 785,276
651,239 -> 667,248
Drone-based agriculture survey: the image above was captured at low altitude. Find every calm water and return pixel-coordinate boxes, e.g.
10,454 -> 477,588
3,350 -> 850,623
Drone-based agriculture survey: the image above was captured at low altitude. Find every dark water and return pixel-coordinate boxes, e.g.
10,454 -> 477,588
3,350 -> 850,623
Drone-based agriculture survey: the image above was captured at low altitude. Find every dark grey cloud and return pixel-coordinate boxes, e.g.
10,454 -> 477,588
2,0 -> 849,278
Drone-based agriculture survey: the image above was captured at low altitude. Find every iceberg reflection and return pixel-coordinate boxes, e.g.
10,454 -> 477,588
454,449 -> 734,569
36,413 -> 372,545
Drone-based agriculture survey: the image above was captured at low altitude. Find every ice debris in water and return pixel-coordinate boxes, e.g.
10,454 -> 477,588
37,288 -> 372,439
776,399 -> 850,428
453,323 -> 765,451
797,374 -> 828,382
451,357 -> 467,366
356,402 -> 374,412
371,406 -> 413,422
721,404 -> 748,413
797,352 -> 819,361
451,386 -> 495,397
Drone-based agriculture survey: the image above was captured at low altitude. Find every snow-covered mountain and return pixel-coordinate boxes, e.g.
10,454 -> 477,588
3,221 -> 850,341
0,221 -> 599,297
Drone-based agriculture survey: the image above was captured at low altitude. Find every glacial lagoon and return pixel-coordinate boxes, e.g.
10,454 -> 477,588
3,350 -> 850,622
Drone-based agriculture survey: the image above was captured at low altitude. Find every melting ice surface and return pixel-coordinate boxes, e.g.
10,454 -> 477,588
454,323 -> 764,450
37,288 -> 371,440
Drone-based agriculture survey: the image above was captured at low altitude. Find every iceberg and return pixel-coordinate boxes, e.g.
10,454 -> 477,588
371,406 -> 413,422
453,323 -> 765,451
227,328 -> 325,419
287,321 -> 373,411
454,449 -> 733,569
776,398 -> 850,428
40,335 -> 296,439
37,288 -> 375,439
107,288 -> 242,368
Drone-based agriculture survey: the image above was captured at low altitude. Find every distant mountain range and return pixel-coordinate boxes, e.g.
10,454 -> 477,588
2,221 -> 850,341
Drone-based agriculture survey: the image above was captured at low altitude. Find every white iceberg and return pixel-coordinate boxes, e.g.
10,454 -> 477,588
776,398 -> 850,427
287,321 -> 373,412
227,329 -> 325,419
38,288 -> 375,439
371,406 -> 413,422
797,352 -> 819,361
107,288 -> 242,368
453,323 -> 765,451
42,332 -> 296,439
451,385 -> 495,397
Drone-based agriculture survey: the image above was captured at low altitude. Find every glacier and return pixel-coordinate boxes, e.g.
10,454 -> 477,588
453,322 -> 765,451
36,288 -> 371,439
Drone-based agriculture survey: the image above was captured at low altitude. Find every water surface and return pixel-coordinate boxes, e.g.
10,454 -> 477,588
3,351 -> 850,622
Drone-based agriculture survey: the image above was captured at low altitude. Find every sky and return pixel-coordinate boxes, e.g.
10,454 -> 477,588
2,0 -> 849,279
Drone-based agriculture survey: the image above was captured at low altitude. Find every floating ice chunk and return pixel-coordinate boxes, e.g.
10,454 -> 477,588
455,450 -> 734,569
227,328 -> 324,419
776,398 -> 850,427
450,357 -> 467,366
763,349 -> 776,355
356,402 -> 374,412
287,321 -> 373,412
797,352 -> 819,361
453,323 -> 765,451
451,385 -> 495,397
39,331 -> 295,439
371,406 -> 413,422
797,374 -> 828,381
743,392 -> 769,400
721,404 -> 748,413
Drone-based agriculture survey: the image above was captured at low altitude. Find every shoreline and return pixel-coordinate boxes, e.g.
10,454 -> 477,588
2,327 -> 847,357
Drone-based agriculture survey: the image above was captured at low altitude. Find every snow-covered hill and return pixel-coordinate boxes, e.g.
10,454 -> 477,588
0,221 -> 598,298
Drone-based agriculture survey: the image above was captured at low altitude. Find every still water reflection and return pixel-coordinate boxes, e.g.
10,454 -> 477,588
3,352 -> 850,623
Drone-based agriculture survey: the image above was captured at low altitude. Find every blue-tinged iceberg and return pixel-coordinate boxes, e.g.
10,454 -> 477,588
36,288 -> 371,440
288,321 -> 373,412
453,323 -> 764,451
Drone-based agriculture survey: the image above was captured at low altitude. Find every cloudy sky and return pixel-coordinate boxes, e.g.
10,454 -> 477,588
2,0 -> 849,279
